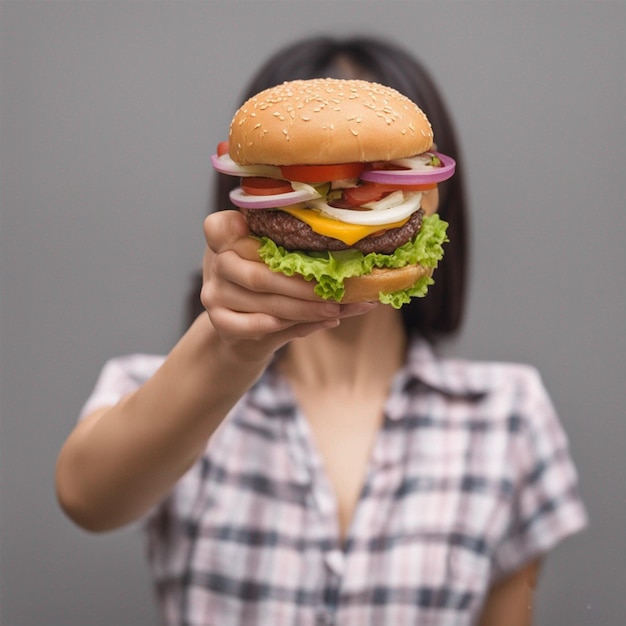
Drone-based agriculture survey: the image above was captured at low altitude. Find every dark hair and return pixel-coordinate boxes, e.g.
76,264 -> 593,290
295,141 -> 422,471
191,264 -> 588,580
190,36 -> 469,342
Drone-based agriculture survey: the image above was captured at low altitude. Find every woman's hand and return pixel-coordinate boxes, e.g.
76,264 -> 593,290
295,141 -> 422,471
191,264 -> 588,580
201,210 -> 376,362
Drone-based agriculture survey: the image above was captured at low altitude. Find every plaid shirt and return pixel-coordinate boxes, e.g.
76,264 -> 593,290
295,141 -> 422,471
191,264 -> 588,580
81,339 -> 587,626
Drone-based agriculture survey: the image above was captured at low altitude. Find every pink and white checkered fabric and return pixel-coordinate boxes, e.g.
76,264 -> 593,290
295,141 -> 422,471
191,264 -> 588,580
81,339 -> 587,626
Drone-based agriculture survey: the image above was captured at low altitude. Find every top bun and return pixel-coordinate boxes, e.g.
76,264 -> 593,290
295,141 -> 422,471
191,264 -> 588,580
229,78 -> 433,166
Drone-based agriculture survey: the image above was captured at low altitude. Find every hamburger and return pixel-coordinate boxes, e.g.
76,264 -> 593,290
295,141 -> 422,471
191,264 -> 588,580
211,78 -> 454,307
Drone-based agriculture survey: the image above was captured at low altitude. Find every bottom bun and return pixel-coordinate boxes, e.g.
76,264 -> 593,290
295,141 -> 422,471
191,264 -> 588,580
340,264 -> 433,304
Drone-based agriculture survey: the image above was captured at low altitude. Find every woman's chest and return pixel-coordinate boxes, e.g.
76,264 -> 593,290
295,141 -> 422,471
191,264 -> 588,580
193,409 -> 511,571
298,388 -> 386,542
166,421 -> 511,626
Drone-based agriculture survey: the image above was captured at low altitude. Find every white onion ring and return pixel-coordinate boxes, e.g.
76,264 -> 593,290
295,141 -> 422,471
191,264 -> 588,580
211,153 -> 283,179
309,192 -> 422,225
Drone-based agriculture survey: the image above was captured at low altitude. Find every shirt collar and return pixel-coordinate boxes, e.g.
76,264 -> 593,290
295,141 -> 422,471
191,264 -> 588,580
257,338 -> 489,422
384,338 -> 489,421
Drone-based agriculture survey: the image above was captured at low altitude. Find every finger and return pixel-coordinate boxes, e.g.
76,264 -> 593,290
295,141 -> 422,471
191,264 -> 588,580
214,248 -> 324,302
202,238 -> 260,283
210,306 -> 341,352
204,210 -> 265,265
337,301 -> 380,318
207,293 -> 378,343
204,210 -> 251,255
264,301 -> 379,349
267,319 -> 342,350
207,306 -> 310,342
211,278 -> 343,322
202,211 -> 262,286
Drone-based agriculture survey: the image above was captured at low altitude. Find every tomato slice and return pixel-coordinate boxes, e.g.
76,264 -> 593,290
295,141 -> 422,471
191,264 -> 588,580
216,141 -> 230,157
280,162 -> 365,183
338,181 -> 437,209
240,177 -> 293,196
341,184 -> 387,207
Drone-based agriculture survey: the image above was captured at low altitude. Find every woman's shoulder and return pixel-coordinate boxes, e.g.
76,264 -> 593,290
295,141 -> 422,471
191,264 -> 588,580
406,338 -> 547,398
79,353 -> 165,419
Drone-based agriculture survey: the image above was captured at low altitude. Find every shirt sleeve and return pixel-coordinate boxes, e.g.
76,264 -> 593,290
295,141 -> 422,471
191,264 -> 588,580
491,366 -> 589,580
79,354 -> 165,420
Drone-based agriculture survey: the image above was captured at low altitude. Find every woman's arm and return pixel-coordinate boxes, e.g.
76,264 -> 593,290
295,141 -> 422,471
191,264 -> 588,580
478,559 -> 542,626
56,211 -> 373,532
55,313 -> 266,532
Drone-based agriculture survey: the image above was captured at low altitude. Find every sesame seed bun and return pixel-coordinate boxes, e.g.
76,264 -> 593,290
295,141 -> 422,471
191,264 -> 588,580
229,78 -> 434,166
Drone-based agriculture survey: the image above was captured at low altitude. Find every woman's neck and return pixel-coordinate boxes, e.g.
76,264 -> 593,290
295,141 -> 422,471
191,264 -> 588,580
281,305 -> 407,391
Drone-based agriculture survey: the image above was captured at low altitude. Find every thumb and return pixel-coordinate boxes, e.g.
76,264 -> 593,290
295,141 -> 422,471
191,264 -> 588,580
204,210 -> 250,255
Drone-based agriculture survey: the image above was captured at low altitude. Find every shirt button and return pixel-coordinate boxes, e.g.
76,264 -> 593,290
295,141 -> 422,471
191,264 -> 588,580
324,549 -> 345,576
314,490 -> 334,515
316,611 -> 335,625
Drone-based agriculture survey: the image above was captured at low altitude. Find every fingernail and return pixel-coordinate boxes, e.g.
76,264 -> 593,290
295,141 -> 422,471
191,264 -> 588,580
322,318 -> 341,329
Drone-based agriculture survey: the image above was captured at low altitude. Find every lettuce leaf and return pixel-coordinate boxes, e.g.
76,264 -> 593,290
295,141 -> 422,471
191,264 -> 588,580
257,213 -> 449,307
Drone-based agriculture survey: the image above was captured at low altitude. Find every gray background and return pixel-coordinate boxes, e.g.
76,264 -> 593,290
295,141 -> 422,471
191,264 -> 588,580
1,1 -> 624,625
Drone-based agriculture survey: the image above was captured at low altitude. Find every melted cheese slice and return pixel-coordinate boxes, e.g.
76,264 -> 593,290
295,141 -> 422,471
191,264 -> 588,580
279,206 -> 411,246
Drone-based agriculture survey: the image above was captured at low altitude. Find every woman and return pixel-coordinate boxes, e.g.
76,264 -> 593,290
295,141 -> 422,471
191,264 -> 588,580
56,37 -> 587,626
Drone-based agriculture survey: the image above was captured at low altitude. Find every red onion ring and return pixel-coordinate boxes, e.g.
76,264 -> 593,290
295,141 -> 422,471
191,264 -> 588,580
360,151 -> 456,185
229,186 -> 320,209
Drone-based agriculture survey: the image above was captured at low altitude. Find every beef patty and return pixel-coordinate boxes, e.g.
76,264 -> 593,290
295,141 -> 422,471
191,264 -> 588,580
243,208 -> 424,254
